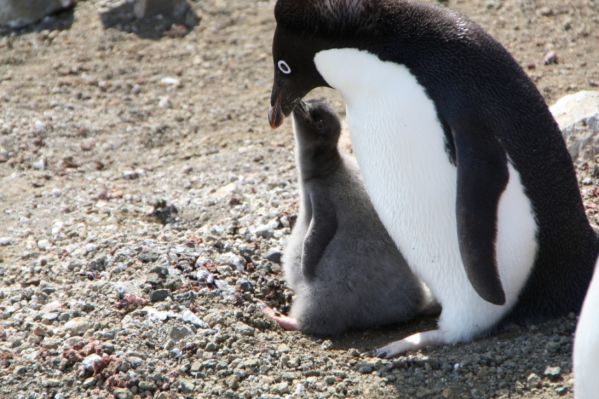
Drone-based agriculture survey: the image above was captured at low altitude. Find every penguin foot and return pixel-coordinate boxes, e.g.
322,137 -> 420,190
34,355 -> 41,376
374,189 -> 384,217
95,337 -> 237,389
261,305 -> 300,331
372,329 -> 447,358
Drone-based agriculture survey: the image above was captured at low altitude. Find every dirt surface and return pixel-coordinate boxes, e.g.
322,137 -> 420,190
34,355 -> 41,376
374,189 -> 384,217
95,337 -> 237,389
1,0 -> 599,398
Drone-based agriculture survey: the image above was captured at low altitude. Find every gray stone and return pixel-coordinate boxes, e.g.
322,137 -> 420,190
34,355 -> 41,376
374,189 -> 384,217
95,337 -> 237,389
138,380 -> 156,391
526,373 -> 541,388
232,322 -> 254,336
0,0 -> 75,29
82,354 -> 102,371
178,378 -> 195,393
64,317 -> 90,335
169,325 -> 193,341
133,0 -> 190,20
356,362 -> 375,374
42,379 -> 61,388
128,356 -> 144,368
550,91 -> 599,164
236,278 -> 254,293
180,309 -> 208,328
139,251 -> 159,263
265,248 -> 282,263
113,388 -> 133,399
41,312 -> 60,323
543,366 -> 562,381
272,382 -> 290,394
254,224 -> 274,239
149,289 -> 170,303
82,377 -> 96,389
219,252 -> 245,272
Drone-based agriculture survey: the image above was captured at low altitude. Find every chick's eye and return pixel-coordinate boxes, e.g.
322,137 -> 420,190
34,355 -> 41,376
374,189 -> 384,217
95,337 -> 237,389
277,60 -> 292,75
315,119 -> 325,129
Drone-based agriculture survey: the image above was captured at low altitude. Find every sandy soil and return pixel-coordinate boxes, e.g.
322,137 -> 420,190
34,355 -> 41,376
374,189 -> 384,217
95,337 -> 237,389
1,0 -> 599,398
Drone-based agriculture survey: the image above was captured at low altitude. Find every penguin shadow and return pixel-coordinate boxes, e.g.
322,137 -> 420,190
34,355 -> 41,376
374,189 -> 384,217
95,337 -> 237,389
0,6 -> 75,38
329,313 -> 438,353
99,0 -> 200,40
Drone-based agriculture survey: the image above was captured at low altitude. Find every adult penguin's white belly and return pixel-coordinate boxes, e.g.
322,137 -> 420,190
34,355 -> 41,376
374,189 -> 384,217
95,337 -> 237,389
574,259 -> 599,399
315,48 -> 538,342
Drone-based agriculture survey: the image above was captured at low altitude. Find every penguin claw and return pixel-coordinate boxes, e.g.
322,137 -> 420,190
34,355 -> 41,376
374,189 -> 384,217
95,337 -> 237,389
370,349 -> 389,359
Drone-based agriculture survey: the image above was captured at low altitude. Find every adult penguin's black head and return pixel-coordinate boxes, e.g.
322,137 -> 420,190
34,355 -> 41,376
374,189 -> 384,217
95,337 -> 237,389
268,0 -> 386,128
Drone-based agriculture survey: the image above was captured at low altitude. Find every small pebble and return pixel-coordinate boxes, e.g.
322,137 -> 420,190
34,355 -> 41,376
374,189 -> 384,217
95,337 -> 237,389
82,354 -> 103,371
254,224 -> 274,239
158,96 -> 172,109
0,237 -> 13,246
123,170 -> 144,180
265,248 -> 283,264
178,378 -> 195,393
527,373 -> 541,388
37,239 -> 50,250
169,325 -> 193,341
236,278 -> 254,293
543,366 -> 562,381
150,289 -> 170,303
33,158 -> 47,170
113,388 -> 133,399
64,317 -> 91,336
544,51 -> 558,65
34,120 -> 46,133
160,77 -> 181,87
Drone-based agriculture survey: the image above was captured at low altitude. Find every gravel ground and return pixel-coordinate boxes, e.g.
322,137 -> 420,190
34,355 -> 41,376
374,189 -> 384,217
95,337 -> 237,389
1,1 -> 598,398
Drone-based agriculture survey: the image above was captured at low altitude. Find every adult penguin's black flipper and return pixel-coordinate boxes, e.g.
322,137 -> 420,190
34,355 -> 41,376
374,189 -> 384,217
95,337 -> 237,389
454,124 -> 509,305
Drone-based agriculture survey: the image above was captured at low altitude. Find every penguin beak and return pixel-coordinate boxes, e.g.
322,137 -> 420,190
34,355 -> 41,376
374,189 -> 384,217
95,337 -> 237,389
268,78 -> 300,129
269,93 -> 285,129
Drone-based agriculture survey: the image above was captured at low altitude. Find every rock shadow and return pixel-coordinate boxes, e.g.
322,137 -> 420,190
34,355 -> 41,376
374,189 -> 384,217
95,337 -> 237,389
99,0 -> 200,40
0,5 -> 75,37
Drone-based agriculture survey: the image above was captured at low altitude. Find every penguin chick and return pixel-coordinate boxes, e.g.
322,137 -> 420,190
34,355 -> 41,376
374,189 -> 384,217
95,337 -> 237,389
268,99 -> 429,336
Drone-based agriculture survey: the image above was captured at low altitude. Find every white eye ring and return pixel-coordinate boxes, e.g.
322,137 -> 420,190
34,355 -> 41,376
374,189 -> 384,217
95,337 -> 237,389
277,60 -> 292,75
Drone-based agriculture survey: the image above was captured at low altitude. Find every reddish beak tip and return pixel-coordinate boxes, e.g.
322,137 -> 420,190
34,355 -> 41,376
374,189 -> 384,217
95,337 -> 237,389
268,105 -> 285,129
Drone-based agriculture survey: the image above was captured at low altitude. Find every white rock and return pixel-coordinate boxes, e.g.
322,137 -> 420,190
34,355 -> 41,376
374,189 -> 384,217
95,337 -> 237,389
51,221 -> 64,237
84,243 -> 97,255
160,77 -> 181,87
0,237 -> 12,246
180,309 -> 208,328
37,239 -> 50,250
34,120 -> 46,134
158,96 -> 172,109
145,306 -> 175,323
218,252 -> 245,272
122,170 -> 145,180
82,354 -> 103,371
33,158 -> 47,171
550,91 -> 599,163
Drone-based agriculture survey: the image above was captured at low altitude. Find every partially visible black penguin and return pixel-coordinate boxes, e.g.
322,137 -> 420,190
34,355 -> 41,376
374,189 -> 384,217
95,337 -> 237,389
264,99 -> 429,336
267,0 -> 599,356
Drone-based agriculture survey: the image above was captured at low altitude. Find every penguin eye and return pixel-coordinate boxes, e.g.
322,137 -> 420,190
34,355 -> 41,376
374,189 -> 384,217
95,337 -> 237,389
277,60 -> 292,75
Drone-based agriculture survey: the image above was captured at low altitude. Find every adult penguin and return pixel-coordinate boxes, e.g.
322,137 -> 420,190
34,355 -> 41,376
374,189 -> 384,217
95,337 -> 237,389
267,0 -> 598,357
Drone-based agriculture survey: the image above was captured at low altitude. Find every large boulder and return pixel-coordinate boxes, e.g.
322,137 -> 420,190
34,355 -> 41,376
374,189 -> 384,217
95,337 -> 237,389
0,0 -> 75,29
550,91 -> 599,164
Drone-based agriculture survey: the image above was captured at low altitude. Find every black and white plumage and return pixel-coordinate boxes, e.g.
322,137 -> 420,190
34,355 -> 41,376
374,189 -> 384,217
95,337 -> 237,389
275,99 -> 427,336
268,0 -> 598,356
